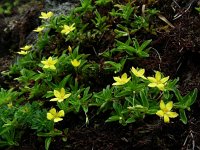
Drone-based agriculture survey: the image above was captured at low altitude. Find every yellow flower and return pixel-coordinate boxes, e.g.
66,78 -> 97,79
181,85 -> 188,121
112,73 -> 131,86
20,45 -> 32,51
17,51 -> 29,55
71,59 -> 81,67
156,100 -> 178,123
33,26 -> 44,32
39,12 -> 54,19
61,24 -> 75,35
7,102 -> 13,109
50,88 -> 71,102
131,67 -> 146,79
147,71 -> 169,91
41,57 -> 58,70
68,46 -> 72,53
47,108 -> 65,122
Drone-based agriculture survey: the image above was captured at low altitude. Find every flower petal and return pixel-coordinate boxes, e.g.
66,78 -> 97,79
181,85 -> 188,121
54,117 -> 63,122
112,82 -> 121,86
157,84 -> 165,91
164,114 -> 170,123
47,113 -> 54,120
138,69 -> 145,75
161,76 -> 169,83
64,93 -> 71,99
47,12 -> 53,17
41,60 -> 47,65
60,88 -> 65,96
54,90 -> 60,98
156,110 -> 164,117
57,99 -> 64,102
43,65 -> 49,68
131,67 -> 137,74
50,98 -> 59,101
49,108 -> 57,115
125,77 -> 131,83
33,26 -> 44,32
160,100 -> 166,110
17,51 -> 28,55
147,77 -> 157,83
148,83 -> 157,87
113,77 -> 121,82
20,45 -> 32,51
40,12 -> 45,17
121,73 -> 127,79
166,101 -> 173,111
58,110 -> 65,117
48,57 -> 53,61
155,71 -> 161,80
167,112 -> 178,118
49,65 -> 56,70
141,75 -> 147,79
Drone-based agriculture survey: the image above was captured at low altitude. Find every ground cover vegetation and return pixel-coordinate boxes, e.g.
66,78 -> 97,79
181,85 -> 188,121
0,0 -> 200,149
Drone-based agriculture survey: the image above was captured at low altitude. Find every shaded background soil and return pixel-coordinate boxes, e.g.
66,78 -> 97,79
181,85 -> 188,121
1,0 -> 200,149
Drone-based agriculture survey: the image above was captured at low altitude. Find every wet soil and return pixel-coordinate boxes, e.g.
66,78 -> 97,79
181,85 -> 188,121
1,0 -> 200,149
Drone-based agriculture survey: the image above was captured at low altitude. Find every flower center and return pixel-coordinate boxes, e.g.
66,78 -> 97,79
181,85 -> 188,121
156,79 -> 161,84
163,108 -> 169,113
47,61 -> 53,66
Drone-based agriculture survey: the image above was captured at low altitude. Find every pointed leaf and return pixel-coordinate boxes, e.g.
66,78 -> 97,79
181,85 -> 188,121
105,115 -> 120,122
45,137 -> 51,150
126,117 -> 136,124
184,88 -> 198,107
139,89 -> 149,108
179,109 -> 187,124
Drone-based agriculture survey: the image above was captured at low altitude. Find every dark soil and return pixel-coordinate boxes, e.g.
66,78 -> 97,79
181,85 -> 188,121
1,0 -> 200,149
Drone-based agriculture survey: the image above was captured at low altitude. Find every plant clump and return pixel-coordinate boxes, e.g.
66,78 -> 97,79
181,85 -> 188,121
0,0 -> 199,149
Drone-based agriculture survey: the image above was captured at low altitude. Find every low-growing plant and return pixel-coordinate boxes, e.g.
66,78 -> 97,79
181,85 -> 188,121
0,0 -> 20,15
91,10 -> 110,35
93,68 -> 197,125
114,38 -> 151,57
196,7 -> 200,13
0,88 -> 19,106
95,0 -> 112,6
110,3 -> 135,23
0,0 -> 198,149
0,101 -> 50,148
73,0 -> 94,14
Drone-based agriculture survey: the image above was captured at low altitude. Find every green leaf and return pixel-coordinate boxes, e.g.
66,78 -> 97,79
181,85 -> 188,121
113,102 -> 122,114
137,51 -> 149,57
139,39 -> 152,51
163,90 -> 170,99
0,126 -> 13,136
59,75 -> 71,88
195,7 -> 200,12
179,109 -> 187,124
57,101 -> 69,112
114,29 -> 129,38
99,102 -> 108,110
147,108 -> 158,114
115,90 -> 131,97
45,137 -> 51,150
125,117 -> 136,124
167,78 -> 179,90
105,115 -> 120,122
184,88 -> 198,107
0,140 -> 10,147
173,88 -> 183,102
139,89 -> 149,108
32,73 -> 46,81
37,130 -> 62,137
0,88 -> 19,106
